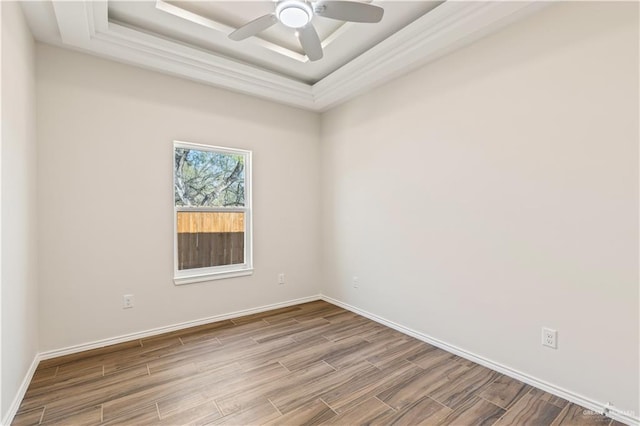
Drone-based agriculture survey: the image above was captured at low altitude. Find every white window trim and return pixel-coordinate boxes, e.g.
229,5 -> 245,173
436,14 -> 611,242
173,141 -> 253,285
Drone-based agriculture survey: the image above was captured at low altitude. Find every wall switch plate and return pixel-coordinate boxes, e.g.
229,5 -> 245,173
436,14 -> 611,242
278,273 -> 285,285
542,327 -> 557,349
123,294 -> 134,309
352,276 -> 359,288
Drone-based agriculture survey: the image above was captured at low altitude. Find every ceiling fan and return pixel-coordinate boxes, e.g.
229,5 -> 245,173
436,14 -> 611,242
228,1 -> 384,62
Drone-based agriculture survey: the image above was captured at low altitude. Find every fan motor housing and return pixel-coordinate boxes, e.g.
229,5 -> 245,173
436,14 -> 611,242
276,1 -> 313,28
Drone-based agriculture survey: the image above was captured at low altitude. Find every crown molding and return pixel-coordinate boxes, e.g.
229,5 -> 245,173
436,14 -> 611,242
96,23 -> 316,108
46,0 -> 548,111
312,1 -> 549,111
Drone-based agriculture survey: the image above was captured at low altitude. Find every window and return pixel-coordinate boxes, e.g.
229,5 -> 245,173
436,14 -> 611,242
173,141 -> 252,284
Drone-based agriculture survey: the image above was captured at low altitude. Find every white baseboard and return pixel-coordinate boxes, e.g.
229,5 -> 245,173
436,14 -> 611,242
320,294 -> 639,426
40,294 -> 322,360
1,353 -> 40,426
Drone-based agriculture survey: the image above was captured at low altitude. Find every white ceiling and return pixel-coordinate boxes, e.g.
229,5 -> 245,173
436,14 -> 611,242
21,0 -> 547,111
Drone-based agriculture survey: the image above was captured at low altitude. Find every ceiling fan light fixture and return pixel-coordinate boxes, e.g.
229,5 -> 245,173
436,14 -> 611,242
276,1 -> 313,28
230,0 -> 384,62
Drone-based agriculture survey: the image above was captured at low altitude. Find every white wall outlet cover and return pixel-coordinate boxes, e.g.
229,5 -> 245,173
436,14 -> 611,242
123,294 -> 135,309
542,327 -> 557,349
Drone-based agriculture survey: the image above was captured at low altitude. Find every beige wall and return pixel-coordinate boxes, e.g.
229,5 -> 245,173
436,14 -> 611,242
321,1 -> 639,417
1,1 -> 39,420
36,45 -> 321,351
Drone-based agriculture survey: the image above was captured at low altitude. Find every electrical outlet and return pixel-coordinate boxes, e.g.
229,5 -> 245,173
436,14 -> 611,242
278,273 -> 285,285
123,294 -> 134,309
542,327 -> 557,349
352,276 -> 359,288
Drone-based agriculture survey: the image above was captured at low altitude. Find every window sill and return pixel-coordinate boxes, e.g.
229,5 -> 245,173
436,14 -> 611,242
174,268 -> 254,285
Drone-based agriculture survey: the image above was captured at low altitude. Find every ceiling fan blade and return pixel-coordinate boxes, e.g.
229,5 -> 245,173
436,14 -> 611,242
314,1 -> 384,23
298,24 -> 323,61
229,14 -> 278,41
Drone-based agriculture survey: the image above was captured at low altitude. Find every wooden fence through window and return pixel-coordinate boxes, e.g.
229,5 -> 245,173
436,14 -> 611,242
177,212 -> 245,270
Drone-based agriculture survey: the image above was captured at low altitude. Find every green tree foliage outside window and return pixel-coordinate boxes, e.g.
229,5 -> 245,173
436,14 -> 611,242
175,148 -> 245,207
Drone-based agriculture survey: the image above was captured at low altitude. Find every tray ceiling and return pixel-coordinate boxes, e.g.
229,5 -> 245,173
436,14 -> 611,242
21,1 -> 547,111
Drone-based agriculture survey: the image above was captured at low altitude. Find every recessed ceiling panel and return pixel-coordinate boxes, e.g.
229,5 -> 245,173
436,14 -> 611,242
108,0 -> 442,83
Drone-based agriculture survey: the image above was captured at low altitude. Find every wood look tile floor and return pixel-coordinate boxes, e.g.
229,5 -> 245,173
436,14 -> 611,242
13,301 -> 617,426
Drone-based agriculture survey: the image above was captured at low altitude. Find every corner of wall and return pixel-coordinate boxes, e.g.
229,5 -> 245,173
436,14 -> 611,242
1,1 -> 40,422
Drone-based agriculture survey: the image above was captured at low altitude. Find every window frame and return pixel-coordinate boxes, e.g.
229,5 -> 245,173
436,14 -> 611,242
173,141 -> 253,285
